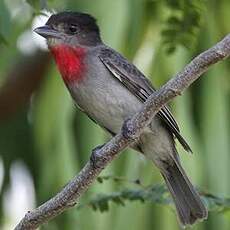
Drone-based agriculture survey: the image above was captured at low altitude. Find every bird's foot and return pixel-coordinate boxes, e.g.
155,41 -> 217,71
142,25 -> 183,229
122,117 -> 137,140
90,144 -> 105,168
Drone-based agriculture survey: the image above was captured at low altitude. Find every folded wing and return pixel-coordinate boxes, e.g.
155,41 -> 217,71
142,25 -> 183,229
99,48 -> 192,152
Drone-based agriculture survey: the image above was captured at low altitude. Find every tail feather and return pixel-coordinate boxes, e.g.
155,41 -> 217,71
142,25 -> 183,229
161,159 -> 208,227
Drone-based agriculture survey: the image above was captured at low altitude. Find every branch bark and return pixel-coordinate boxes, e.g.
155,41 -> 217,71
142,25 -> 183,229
14,34 -> 230,230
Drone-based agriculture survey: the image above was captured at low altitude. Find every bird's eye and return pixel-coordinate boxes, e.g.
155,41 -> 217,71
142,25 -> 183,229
69,24 -> 78,34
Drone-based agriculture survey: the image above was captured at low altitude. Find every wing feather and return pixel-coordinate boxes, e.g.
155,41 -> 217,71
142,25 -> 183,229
99,48 -> 192,152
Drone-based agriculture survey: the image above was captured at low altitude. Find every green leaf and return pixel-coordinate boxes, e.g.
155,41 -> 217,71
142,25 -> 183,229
161,0 -> 205,53
80,183 -> 230,215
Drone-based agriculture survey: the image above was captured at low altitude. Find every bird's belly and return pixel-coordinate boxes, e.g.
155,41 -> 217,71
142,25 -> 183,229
68,76 -> 143,134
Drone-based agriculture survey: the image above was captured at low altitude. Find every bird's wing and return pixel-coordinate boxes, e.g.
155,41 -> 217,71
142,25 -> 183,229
99,48 -> 192,152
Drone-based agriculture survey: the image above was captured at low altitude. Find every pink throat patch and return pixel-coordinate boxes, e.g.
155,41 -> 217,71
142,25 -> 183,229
50,45 -> 86,83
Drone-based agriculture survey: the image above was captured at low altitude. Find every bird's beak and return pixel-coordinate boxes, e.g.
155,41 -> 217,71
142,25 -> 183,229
34,25 -> 62,39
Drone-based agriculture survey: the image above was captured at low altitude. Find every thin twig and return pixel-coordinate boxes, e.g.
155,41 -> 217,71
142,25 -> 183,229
14,34 -> 230,230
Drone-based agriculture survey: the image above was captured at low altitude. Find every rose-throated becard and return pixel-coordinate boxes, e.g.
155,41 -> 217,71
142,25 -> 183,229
34,11 -> 207,226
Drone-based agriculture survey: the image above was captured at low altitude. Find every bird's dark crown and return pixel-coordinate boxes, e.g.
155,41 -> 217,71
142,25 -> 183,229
46,11 -> 99,34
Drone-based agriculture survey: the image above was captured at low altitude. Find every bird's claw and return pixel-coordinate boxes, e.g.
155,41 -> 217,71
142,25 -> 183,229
90,144 -> 105,168
122,117 -> 137,140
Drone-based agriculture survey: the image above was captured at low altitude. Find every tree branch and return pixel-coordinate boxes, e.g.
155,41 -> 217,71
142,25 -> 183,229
14,34 -> 230,230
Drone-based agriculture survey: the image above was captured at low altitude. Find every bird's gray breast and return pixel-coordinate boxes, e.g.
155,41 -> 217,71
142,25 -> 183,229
67,50 -> 175,164
68,53 -> 143,134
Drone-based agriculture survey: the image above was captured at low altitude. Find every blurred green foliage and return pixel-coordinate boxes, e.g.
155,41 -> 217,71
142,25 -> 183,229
80,176 -> 230,215
162,0 -> 204,53
0,0 -> 229,229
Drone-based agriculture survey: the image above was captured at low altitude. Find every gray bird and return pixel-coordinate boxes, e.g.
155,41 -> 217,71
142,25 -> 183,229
34,11 -> 208,226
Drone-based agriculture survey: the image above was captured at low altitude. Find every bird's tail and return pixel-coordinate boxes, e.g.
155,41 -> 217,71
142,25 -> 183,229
161,158 -> 208,227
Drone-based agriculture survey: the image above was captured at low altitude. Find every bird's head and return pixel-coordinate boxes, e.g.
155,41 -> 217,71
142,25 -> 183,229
34,11 -> 102,48
34,12 -> 101,83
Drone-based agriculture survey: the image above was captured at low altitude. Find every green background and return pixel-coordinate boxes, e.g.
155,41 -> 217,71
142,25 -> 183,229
0,0 -> 229,229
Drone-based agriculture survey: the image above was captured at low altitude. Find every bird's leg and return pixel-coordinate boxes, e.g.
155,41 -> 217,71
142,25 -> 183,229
90,144 -> 105,168
122,117 -> 137,140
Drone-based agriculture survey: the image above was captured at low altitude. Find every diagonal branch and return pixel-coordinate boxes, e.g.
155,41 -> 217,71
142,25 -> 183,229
14,34 -> 230,230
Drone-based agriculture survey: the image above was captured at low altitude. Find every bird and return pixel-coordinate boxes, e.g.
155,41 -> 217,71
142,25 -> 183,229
34,11 -> 208,226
